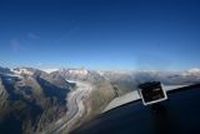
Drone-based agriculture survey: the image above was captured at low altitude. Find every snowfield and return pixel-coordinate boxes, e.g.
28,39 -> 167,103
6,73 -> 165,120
42,80 -> 93,134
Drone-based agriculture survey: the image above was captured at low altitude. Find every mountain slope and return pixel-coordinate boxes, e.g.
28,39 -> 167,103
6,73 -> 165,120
0,67 -> 72,134
1,66 -> 200,134
0,67 -> 116,134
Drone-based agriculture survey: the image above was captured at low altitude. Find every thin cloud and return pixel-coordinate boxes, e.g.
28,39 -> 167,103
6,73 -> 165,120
27,32 -> 40,39
10,38 -> 24,53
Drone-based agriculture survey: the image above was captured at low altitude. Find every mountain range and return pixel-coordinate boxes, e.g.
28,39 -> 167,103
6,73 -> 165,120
0,66 -> 200,134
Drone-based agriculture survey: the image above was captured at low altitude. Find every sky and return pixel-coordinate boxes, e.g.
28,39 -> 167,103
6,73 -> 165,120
0,0 -> 200,70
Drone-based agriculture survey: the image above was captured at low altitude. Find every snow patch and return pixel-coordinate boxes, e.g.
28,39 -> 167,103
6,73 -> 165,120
67,69 -> 89,76
42,68 -> 58,73
187,68 -> 200,74
12,68 -> 34,75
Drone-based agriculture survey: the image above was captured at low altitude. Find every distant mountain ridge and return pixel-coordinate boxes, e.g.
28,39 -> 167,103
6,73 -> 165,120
99,69 -> 200,95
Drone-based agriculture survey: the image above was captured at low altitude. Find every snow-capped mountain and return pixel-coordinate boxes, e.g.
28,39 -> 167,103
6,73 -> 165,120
0,66 -> 74,134
12,68 -> 34,75
51,68 -> 106,83
1,66 -> 200,134
184,68 -> 200,76
0,67 -> 13,75
41,68 -> 59,73
0,67 -> 116,134
100,69 -> 200,95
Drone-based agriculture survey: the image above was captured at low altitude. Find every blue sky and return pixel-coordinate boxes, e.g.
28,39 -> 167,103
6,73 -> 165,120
0,0 -> 200,70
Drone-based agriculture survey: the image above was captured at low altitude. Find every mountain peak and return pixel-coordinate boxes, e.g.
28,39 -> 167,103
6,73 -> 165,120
187,68 -> 200,73
41,68 -> 58,73
60,68 -> 89,76
12,68 -> 35,76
